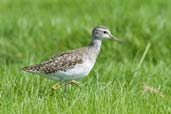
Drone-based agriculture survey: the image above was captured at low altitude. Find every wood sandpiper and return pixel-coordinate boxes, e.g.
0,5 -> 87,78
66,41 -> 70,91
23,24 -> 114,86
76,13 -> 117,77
22,25 -> 121,89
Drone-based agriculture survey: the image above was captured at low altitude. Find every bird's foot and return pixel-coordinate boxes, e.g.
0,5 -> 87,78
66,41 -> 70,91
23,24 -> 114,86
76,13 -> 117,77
52,80 -> 81,90
52,83 -> 64,90
65,80 -> 81,87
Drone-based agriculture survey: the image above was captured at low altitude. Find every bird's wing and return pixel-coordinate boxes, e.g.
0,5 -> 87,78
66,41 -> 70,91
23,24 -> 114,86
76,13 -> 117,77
22,50 -> 83,74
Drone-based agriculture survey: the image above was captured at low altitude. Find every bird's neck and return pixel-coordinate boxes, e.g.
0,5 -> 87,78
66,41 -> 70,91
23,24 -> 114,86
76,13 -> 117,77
88,37 -> 102,57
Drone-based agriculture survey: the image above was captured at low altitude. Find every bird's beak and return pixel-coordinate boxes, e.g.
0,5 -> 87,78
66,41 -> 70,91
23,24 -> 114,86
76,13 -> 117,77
109,34 -> 122,44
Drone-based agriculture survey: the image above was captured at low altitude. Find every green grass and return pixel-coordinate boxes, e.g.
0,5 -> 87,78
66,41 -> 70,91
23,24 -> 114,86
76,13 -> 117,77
0,0 -> 171,113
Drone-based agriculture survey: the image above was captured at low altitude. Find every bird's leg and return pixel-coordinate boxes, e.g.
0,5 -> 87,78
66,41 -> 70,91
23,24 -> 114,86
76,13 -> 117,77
65,80 -> 81,87
52,80 -> 81,90
52,83 -> 60,90
52,82 -> 65,90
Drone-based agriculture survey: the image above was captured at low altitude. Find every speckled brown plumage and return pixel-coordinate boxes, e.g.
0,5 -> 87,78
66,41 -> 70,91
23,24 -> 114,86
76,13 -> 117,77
22,50 -> 84,74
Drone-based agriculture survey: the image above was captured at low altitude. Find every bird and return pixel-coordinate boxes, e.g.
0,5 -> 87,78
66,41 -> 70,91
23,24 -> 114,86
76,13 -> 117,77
22,25 -> 122,89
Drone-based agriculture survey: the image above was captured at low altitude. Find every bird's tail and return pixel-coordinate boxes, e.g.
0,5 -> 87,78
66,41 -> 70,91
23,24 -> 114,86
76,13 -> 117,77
21,64 -> 41,73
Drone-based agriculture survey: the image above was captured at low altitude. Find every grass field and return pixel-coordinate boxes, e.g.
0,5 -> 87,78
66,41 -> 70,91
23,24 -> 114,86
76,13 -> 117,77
0,0 -> 171,113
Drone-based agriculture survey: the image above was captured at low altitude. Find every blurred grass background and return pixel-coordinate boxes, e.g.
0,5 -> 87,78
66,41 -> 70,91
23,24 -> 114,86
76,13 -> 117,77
0,0 -> 171,113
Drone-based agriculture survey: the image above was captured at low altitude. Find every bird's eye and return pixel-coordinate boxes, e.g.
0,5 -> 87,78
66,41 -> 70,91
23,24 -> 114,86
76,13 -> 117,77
103,31 -> 107,34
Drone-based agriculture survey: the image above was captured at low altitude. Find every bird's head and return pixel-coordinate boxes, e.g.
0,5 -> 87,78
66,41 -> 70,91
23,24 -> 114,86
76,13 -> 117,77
92,25 -> 122,43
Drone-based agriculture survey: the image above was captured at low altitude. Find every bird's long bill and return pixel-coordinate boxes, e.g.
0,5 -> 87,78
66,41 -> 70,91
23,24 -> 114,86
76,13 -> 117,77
110,34 -> 122,44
